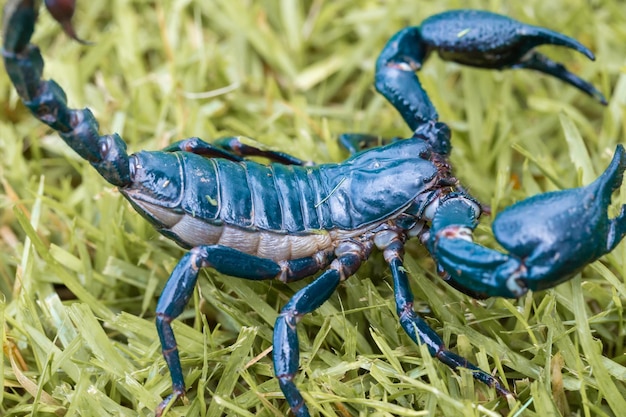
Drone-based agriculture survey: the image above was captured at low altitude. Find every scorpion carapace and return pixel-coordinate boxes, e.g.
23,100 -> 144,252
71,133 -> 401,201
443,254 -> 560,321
2,1 -> 624,416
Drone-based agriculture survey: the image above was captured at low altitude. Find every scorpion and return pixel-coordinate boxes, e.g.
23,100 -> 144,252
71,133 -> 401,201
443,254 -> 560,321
2,1 -> 624,416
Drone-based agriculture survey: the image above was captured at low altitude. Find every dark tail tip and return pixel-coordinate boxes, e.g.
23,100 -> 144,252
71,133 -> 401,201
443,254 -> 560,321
44,0 -> 91,44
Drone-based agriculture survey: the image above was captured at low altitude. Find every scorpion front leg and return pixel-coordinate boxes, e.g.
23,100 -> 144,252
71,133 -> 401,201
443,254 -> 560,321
428,145 -> 626,298
379,236 -> 511,395
337,133 -> 404,156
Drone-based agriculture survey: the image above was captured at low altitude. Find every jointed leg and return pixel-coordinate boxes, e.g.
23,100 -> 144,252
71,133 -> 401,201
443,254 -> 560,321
383,241 -> 511,396
155,246 -> 282,415
154,245 -> 331,416
273,269 -> 341,417
166,136 -> 310,165
164,137 -> 245,162
273,246 -> 368,417
213,136 -> 310,165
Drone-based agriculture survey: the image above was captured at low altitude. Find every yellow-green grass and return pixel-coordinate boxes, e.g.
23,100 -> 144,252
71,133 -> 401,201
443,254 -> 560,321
1,1 -> 625,416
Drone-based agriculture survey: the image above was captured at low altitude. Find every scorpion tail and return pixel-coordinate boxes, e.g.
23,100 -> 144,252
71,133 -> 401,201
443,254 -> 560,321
44,0 -> 91,44
2,0 -> 131,187
2,0 -> 37,54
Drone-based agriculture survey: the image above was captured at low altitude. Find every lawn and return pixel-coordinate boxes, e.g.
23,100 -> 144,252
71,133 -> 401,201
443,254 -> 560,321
1,0 -> 625,416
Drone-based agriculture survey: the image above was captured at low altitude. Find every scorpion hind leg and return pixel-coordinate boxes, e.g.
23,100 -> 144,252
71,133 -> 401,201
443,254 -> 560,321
166,136 -> 310,165
212,136 -> 311,165
154,246 -> 283,416
154,245 -> 332,415
164,137 -> 245,162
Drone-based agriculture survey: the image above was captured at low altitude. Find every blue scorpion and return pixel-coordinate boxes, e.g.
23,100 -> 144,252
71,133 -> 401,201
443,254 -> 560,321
2,1 -> 624,416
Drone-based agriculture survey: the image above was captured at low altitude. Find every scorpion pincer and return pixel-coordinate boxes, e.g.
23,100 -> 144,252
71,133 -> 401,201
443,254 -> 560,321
2,1 -> 623,416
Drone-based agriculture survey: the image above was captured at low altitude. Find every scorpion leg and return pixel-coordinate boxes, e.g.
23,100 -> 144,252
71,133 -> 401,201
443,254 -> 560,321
274,270 -> 341,417
381,237 -> 511,396
164,137 -> 245,162
427,145 -> 626,298
155,246 -> 281,415
213,136 -> 309,165
166,136 -> 309,165
274,247 -> 367,417
155,245 -> 332,415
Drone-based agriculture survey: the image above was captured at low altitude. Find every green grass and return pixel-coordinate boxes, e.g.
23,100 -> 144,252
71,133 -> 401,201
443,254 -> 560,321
1,0 -> 625,416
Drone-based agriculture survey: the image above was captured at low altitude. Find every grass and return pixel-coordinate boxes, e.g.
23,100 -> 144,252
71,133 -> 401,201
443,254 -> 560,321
1,0 -> 625,416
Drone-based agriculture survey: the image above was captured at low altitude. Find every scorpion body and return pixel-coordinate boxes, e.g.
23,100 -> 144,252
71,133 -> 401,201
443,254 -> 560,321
2,1 -> 625,416
127,139 -> 438,261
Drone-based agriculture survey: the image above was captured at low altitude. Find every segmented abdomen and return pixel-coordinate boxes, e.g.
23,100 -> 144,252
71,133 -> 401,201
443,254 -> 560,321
181,153 -> 333,232
180,138 -> 437,233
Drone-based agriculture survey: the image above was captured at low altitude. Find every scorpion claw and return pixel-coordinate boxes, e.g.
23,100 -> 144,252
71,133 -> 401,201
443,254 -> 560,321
493,145 -> 626,290
375,10 -> 606,137
430,145 -> 626,298
511,52 -> 608,104
417,10 -> 607,104
504,21 -> 596,62
44,0 -> 91,44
